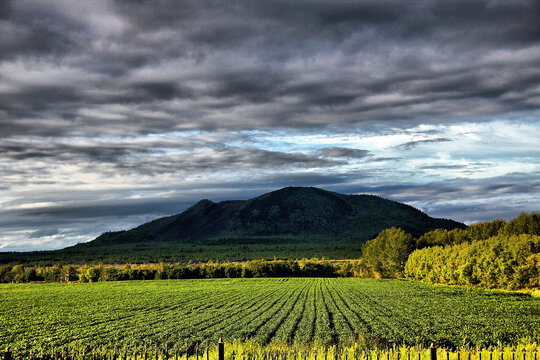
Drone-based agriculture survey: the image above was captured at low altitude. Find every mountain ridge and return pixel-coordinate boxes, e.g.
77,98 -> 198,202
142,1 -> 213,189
87,186 -> 464,247
0,186 -> 466,264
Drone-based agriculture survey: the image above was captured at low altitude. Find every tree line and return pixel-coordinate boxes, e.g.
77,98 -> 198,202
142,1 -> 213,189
405,234 -> 540,289
0,259 -> 362,283
360,212 -> 540,289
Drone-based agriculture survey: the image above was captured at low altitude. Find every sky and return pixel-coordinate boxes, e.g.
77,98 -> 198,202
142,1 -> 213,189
0,0 -> 539,251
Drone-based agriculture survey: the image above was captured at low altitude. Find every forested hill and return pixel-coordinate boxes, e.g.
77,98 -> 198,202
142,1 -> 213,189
0,187 -> 465,264
89,187 -> 463,245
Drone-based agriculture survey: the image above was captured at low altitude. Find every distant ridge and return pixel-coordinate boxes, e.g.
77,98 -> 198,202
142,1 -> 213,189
89,186 -> 464,246
0,187 -> 466,264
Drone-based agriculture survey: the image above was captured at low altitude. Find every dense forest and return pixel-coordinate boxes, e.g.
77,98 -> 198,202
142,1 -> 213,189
361,212 -> 540,289
405,234 -> 539,289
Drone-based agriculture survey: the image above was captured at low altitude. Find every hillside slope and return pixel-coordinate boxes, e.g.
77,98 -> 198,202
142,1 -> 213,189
88,187 -> 463,246
0,187 -> 465,264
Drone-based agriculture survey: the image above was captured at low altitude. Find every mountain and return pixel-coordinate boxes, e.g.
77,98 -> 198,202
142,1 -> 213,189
89,186 -> 464,246
0,187 -> 465,264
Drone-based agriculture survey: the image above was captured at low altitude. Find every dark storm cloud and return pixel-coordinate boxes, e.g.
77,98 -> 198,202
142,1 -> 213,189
128,148 -> 342,177
398,138 -> 453,150
131,82 -> 194,101
420,165 -> 468,170
0,141 -> 153,162
209,69 -> 289,103
0,0 -> 539,137
318,147 -> 370,159
29,228 -> 59,238
368,157 -> 402,163
0,0 -> 11,20
111,148 -> 342,177
3,198 -> 189,222
0,3 -> 86,61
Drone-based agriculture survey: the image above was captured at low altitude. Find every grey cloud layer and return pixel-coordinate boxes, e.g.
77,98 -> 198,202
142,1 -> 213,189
398,138 -> 453,150
0,136 -> 347,189
318,147 -> 370,159
1,1 -> 540,137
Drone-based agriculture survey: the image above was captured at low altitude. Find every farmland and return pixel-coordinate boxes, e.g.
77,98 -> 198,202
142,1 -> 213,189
1,278 -> 539,355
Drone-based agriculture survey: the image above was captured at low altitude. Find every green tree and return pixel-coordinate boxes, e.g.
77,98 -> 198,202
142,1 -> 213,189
362,227 -> 414,278
502,212 -> 540,236
61,265 -> 78,282
85,267 -> 100,282
43,265 -> 62,282
155,262 -> 168,280
0,265 -> 12,282
22,268 -> 39,282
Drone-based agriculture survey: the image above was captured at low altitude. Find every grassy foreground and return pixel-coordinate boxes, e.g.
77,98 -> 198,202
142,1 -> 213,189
1,278 -> 539,354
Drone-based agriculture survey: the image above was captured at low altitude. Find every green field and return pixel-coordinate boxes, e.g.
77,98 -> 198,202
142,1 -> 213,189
1,278 -> 539,354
